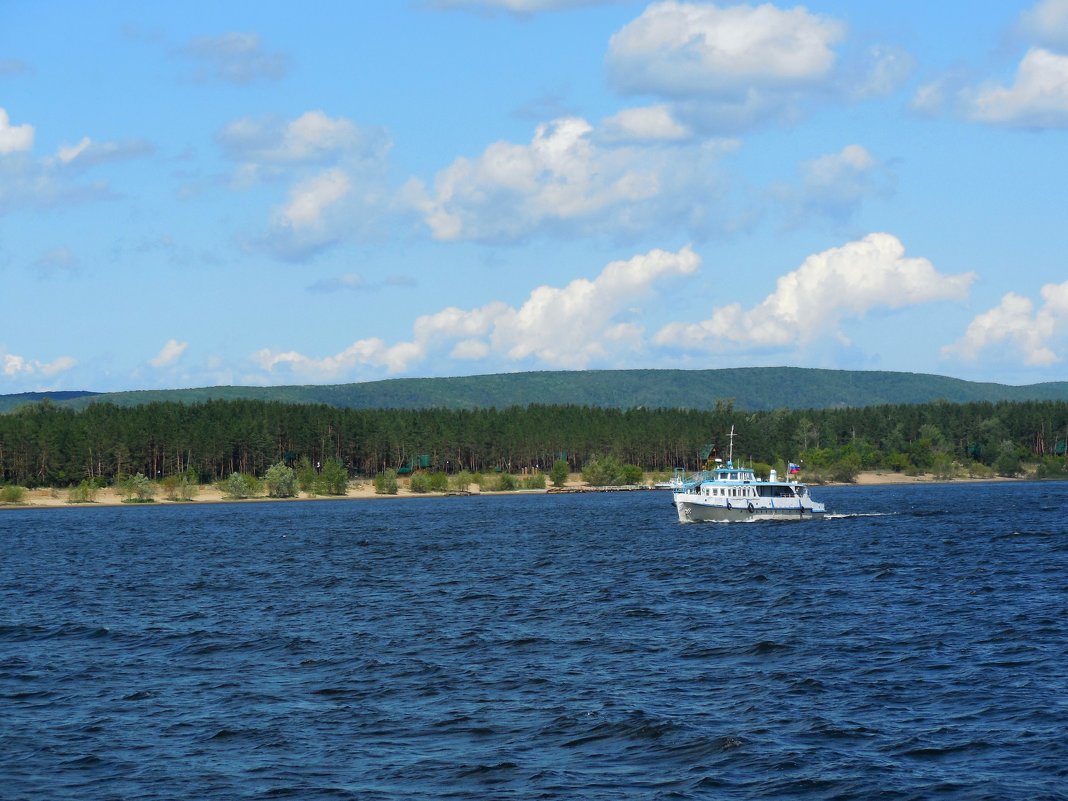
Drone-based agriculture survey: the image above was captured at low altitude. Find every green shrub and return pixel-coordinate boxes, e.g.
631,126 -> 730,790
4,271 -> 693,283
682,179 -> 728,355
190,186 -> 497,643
993,440 -> 1023,477
410,471 -> 449,493
68,480 -> 98,503
224,472 -> 260,499
549,459 -> 569,488
316,459 -> 349,495
1,485 -> 27,504
493,472 -> 517,491
296,456 -> 317,493
161,469 -> 198,501
1033,457 -> 1068,479
582,455 -> 643,486
522,472 -> 546,489
265,462 -> 298,498
931,453 -> 957,480
582,455 -> 616,486
450,470 -> 479,491
121,472 -> 156,502
373,469 -> 398,495
829,452 -> 861,483
884,451 -> 910,473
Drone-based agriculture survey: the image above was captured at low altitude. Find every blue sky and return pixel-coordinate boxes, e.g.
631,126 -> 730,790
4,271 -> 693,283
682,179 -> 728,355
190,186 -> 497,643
2,0 -> 1068,392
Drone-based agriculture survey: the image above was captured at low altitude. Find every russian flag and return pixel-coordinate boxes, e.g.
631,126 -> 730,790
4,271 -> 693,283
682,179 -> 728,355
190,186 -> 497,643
788,463 -> 800,473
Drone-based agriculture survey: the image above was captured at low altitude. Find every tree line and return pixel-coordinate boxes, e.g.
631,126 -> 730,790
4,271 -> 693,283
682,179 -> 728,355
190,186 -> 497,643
1,397 -> 1067,488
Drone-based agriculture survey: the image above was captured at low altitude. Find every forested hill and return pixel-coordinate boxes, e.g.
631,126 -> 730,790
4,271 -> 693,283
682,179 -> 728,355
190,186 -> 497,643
3,368 -> 1068,413
0,391 -> 99,413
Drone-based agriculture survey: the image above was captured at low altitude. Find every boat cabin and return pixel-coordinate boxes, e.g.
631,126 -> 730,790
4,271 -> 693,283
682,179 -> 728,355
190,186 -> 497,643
685,461 -> 810,501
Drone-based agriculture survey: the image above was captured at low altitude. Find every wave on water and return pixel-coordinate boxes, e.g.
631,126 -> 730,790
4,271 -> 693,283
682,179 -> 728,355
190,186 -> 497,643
2,485 -> 1067,800
823,512 -> 895,519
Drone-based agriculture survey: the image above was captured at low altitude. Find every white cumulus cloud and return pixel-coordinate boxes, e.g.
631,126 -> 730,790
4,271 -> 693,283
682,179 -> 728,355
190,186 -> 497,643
604,3 -> 914,132
0,107 -> 34,154
254,338 -> 423,376
1019,0 -> 1068,51
2,349 -> 75,378
605,1 -> 845,131
217,110 -> 368,178
406,115 -> 737,242
258,168 -> 353,260
56,137 -> 91,164
965,47 -> 1068,128
943,280 -> 1068,366
275,169 -> 351,229
915,3 -> 1068,127
149,339 -> 189,368
50,136 -> 153,170
655,233 -> 974,351
607,2 -> 844,96
181,31 -> 289,84
0,112 -> 150,214
218,110 -> 394,260
423,246 -> 700,367
601,104 -> 691,141
253,245 -> 699,378
845,45 -> 915,100
780,144 -> 889,223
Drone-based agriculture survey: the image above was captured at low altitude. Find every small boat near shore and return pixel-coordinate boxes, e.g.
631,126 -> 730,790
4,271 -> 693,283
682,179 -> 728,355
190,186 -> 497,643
673,429 -> 826,523
654,467 -> 687,490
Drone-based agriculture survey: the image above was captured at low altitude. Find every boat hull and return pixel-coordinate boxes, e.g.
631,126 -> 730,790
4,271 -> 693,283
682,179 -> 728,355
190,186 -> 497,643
674,495 -> 825,523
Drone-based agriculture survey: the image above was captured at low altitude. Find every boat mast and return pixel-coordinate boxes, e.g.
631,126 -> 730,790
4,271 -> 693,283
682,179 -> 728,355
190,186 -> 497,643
727,425 -> 735,467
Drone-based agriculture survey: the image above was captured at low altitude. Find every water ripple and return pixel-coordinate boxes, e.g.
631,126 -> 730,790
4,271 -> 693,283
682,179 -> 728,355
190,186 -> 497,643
2,482 -> 1067,799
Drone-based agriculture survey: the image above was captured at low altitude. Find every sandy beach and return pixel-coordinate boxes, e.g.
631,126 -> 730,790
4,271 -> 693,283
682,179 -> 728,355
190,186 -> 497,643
4,480 -> 478,510
0,470 -> 1020,510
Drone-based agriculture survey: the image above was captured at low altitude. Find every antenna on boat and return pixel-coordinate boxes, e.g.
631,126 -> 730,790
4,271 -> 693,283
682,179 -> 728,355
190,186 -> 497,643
727,425 -> 735,468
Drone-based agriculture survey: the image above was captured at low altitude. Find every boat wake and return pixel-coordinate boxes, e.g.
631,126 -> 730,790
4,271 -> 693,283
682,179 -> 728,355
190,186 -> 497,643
824,512 -> 895,519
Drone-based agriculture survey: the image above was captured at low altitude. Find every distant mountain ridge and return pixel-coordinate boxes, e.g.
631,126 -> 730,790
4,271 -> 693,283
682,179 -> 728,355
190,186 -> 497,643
8,369 -> 1068,414
0,391 -> 100,412
3,368 -> 1067,413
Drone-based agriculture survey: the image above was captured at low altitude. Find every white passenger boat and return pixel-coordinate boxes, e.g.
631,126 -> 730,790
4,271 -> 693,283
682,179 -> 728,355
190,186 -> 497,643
673,430 -> 826,523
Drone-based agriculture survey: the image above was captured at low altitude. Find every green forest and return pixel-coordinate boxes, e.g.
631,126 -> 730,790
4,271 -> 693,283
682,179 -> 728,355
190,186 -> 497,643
2,397 -> 1067,488
3,367 -> 1068,413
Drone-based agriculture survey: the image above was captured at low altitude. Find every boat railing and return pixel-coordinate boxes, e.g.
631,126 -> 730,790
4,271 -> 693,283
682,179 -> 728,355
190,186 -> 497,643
674,471 -> 712,492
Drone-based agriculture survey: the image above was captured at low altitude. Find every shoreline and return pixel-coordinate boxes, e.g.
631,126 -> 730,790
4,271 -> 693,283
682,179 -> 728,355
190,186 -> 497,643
0,470 -> 1030,511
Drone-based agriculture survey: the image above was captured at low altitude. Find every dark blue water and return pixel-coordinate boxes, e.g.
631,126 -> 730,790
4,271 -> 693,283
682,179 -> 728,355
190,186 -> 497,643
2,482 -> 1067,800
